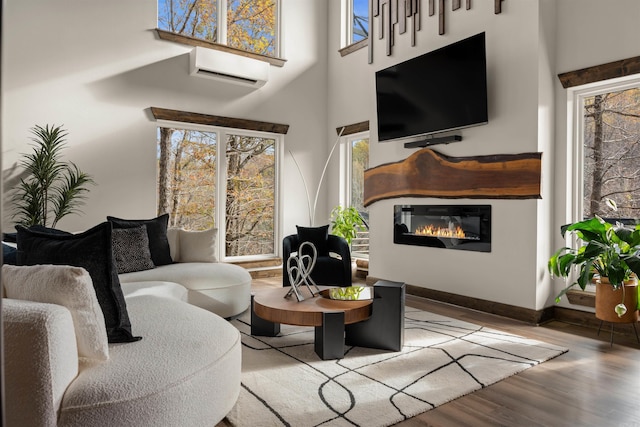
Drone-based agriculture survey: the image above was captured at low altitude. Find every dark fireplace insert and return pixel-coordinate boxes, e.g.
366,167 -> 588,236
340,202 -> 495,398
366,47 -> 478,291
394,204 -> 491,252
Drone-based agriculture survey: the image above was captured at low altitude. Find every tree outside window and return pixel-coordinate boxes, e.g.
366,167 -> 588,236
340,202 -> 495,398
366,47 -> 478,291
157,128 -> 217,230
225,134 -> 276,257
582,86 -> 640,220
349,136 -> 369,258
351,137 -> 369,215
157,127 -> 277,259
352,0 -> 369,44
158,0 -> 278,57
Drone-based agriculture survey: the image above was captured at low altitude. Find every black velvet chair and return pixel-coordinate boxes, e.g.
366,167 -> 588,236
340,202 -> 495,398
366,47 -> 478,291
283,233 -> 352,287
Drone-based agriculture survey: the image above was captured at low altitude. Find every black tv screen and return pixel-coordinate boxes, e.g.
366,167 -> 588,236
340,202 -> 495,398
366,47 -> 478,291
375,32 -> 488,143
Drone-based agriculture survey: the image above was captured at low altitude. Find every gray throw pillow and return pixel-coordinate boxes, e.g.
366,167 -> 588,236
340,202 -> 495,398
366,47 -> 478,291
107,214 -> 173,266
112,225 -> 155,274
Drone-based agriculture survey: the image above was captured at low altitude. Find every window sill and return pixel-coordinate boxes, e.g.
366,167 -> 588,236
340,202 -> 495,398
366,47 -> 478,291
566,289 -> 595,308
156,29 -> 287,68
339,38 -> 368,57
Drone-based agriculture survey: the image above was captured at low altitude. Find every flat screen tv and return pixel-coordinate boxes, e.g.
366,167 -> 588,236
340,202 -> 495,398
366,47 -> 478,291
375,32 -> 488,143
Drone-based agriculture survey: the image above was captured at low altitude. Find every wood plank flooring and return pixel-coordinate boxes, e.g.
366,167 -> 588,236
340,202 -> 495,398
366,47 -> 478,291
222,277 -> 640,427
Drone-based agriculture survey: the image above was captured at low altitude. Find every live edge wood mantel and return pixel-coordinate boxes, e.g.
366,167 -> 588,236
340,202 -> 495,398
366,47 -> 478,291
363,148 -> 542,207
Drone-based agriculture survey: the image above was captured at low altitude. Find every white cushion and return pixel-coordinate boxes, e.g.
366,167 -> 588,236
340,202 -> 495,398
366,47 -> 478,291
166,228 -> 180,262
119,262 -> 252,318
178,228 -> 218,262
120,281 -> 188,302
168,227 -> 218,262
3,264 -> 109,361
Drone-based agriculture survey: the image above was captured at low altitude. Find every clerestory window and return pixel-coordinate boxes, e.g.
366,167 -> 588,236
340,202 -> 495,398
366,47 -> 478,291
158,0 -> 280,58
343,0 -> 369,47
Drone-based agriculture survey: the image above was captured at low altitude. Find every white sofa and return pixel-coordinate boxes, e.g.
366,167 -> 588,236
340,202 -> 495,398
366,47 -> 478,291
119,262 -> 251,318
3,280 -> 242,427
118,227 -> 252,319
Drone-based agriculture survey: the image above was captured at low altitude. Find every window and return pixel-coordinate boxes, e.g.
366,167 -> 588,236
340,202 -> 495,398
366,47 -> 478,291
344,131 -> 369,258
225,133 -> 277,257
573,78 -> 640,222
158,0 -> 279,57
344,0 -> 369,46
157,124 -> 281,260
349,135 -> 369,215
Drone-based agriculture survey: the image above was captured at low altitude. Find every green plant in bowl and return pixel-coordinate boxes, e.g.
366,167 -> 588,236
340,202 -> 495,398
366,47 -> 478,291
329,286 -> 365,300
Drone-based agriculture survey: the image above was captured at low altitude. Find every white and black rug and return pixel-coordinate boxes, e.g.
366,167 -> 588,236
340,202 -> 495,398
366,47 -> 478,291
227,307 -> 567,427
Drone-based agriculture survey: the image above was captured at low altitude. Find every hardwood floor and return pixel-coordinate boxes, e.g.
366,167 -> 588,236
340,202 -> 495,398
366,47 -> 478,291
231,277 -> 640,427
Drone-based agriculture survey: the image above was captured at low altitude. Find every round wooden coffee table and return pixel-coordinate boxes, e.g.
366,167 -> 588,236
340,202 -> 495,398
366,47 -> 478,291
252,287 -> 372,326
251,287 -> 373,360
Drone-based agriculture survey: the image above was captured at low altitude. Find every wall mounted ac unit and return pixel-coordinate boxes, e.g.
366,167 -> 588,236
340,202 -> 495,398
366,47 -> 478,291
189,47 -> 269,88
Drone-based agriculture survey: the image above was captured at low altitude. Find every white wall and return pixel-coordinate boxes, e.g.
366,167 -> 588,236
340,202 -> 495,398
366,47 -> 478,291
2,0 -> 329,237
326,0 -> 640,312
329,0 -> 549,310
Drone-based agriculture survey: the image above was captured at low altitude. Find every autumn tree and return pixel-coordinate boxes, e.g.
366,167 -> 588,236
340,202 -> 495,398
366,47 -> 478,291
157,128 -> 217,230
157,128 -> 275,257
225,134 -> 275,257
158,0 -> 277,56
351,138 -> 369,213
583,87 -> 640,219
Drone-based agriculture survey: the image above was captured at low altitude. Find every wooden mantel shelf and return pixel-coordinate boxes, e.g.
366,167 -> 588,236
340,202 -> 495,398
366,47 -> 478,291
363,148 -> 542,206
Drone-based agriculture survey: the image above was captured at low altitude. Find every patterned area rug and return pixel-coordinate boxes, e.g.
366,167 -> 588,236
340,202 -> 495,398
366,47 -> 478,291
226,307 -> 567,427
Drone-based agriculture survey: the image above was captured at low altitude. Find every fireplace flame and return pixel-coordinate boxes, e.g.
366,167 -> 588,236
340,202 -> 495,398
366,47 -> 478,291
415,224 -> 466,239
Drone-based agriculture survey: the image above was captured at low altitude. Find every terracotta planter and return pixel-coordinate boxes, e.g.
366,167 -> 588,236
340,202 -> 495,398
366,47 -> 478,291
595,277 -> 640,323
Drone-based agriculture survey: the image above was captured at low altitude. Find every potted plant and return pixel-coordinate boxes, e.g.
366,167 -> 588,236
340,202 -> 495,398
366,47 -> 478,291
548,201 -> 640,322
329,205 -> 366,247
12,124 -> 95,228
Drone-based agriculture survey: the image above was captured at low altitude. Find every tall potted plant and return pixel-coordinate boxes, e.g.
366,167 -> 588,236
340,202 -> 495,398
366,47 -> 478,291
548,202 -> 640,321
12,124 -> 95,228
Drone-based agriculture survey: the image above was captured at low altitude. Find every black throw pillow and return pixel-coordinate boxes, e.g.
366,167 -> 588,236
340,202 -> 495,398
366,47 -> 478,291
16,222 -> 141,343
2,232 -> 17,243
28,224 -> 73,236
296,225 -> 330,257
2,243 -> 17,265
107,214 -> 173,266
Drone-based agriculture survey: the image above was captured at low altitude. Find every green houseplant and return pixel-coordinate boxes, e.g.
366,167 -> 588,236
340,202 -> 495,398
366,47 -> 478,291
12,124 -> 95,228
329,205 -> 366,246
548,205 -> 640,319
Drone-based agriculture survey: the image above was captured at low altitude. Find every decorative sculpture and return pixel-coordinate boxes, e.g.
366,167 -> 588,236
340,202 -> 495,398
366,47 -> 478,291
368,0 -> 505,64
285,241 -> 321,302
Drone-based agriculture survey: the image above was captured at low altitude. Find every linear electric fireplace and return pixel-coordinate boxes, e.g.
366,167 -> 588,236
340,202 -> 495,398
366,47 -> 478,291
394,205 -> 491,252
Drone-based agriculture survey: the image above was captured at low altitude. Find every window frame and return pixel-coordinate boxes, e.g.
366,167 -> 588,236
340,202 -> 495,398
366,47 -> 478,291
341,0 -> 369,49
337,129 -> 370,260
568,74 -> 640,227
156,119 -> 284,262
344,130 -> 369,209
564,74 -> 640,293
157,0 -> 282,60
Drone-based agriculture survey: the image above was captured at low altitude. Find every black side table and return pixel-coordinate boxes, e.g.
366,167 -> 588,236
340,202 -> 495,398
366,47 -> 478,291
345,280 -> 405,351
